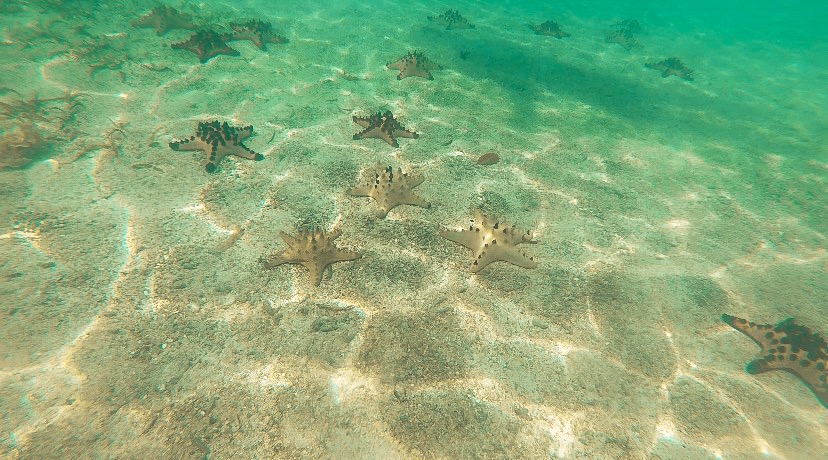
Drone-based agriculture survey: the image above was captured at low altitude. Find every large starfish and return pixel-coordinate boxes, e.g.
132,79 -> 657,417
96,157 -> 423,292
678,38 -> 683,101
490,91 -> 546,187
131,5 -> 197,35
386,51 -> 443,80
264,229 -> 361,286
169,121 -> 263,172
352,111 -> 418,148
171,30 -> 239,63
440,211 -> 538,273
722,314 -> 828,407
349,164 -> 430,217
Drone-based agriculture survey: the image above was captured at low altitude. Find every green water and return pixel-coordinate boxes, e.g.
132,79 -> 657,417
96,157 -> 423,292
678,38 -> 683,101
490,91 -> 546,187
1,1 -> 825,458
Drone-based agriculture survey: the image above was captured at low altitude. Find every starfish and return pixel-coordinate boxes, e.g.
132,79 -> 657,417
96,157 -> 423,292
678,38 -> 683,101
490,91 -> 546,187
349,164 -> 430,218
352,111 -> 418,148
169,121 -> 263,172
440,211 -> 538,273
722,314 -> 828,407
130,5 -> 197,35
171,30 -> 239,63
528,21 -> 570,38
604,27 -> 640,50
645,58 -> 694,81
427,9 -> 475,30
225,20 -> 289,50
386,51 -> 443,80
264,229 -> 361,286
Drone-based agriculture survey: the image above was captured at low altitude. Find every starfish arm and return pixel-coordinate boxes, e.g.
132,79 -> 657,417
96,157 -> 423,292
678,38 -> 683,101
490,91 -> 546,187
169,137 -> 206,152
393,128 -> 419,139
395,193 -> 430,209
278,231 -> 297,246
264,255 -> 290,268
348,185 -> 374,197
439,229 -> 479,250
301,262 -> 326,287
227,144 -> 262,161
236,126 -> 254,140
387,61 -> 405,71
402,175 -> 425,188
352,116 -> 371,129
721,314 -> 768,347
498,248 -> 539,269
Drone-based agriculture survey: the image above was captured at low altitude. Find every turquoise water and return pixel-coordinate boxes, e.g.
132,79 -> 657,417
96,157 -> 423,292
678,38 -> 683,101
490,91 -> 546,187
1,1 -> 826,458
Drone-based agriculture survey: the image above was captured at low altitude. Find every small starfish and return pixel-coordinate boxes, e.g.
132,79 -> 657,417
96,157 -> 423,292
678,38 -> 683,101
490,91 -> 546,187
130,6 -> 197,35
427,9 -> 475,30
386,51 -> 443,80
604,27 -> 640,50
349,164 -> 430,218
440,211 -> 538,273
225,20 -> 289,50
352,110 -> 418,148
722,314 -> 827,407
645,58 -> 694,81
264,229 -> 361,286
171,30 -> 239,63
528,21 -> 570,38
169,121 -> 263,172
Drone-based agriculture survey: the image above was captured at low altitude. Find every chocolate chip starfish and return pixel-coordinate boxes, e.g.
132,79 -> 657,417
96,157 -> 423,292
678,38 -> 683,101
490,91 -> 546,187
171,30 -> 239,63
440,211 -> 538,273
264,229 -> 361,286
352,111 -> 418,148
386,51 -> 443,80
722,313 -> 828,407
169,121 -> 263,172
349,164 -> 430,217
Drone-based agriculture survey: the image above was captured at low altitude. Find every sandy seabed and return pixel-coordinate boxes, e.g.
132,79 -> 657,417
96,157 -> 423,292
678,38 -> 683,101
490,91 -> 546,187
1,1 -> 826,458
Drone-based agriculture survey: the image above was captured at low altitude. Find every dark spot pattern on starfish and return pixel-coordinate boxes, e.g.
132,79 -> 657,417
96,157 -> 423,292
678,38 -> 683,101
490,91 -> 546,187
171,29 -> 239,63
264,229 -> 361,286
386,51 -> 443,80
225,20 -> 289,50
528,21 -> 570,38
169,121 -> 263,172
427,9 -> 475,30
131,5 -> 197,35
645,58 -> 694,81
440,211 -> 538,273
349,164 -> 430,218
722,314 -> 828,408
352,111 -> 418,148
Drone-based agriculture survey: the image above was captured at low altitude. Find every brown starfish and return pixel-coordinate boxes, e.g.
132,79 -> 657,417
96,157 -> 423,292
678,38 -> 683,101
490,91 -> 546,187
349,164 -> 430,217
722,314 -> 828,407
604,27 -> 640,50
169,121 -> 262,172
171,30 -> 239,63
528,21 -> 570,38
264,229 -> 361,286
352,111 -> 419,148
645,57 -> 694,81
440,211 -> 538,273
131,5 -> 197,35
386,51 -> 443,80
225,20 -> 288,50
427,9 -> 475,30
